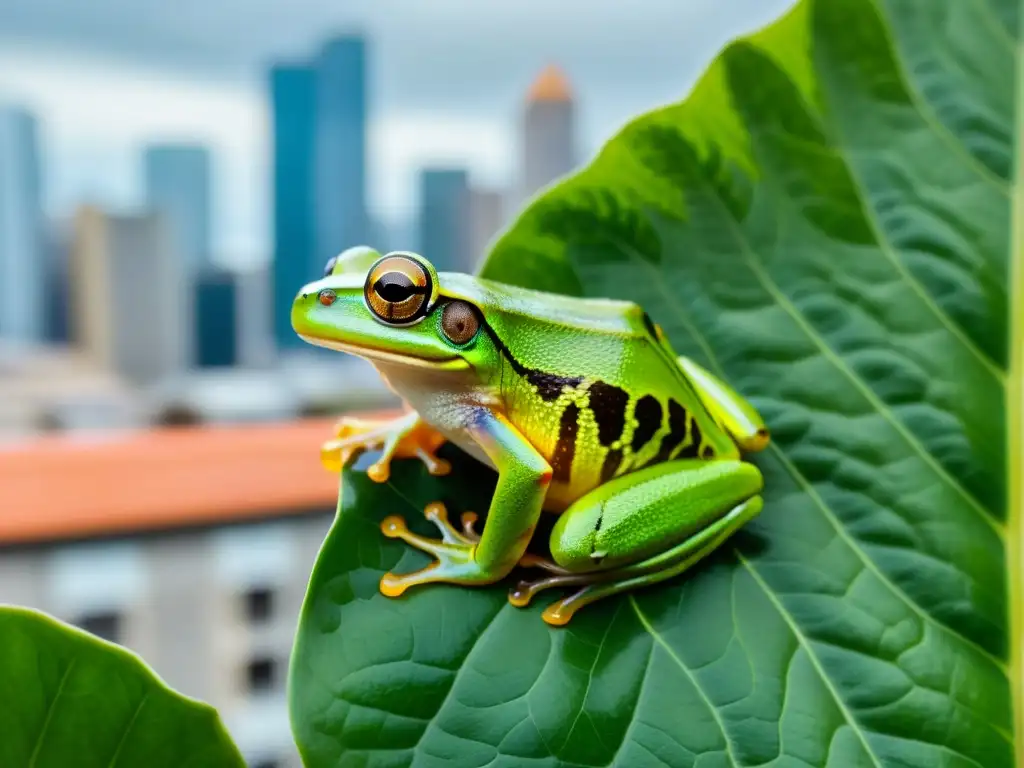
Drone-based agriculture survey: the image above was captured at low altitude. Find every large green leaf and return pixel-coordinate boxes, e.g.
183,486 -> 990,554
0,606 -> 245,767
290,0 -> 1022,765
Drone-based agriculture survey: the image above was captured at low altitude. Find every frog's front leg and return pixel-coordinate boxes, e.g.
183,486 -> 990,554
510,459 -> 764,626
379,410 -> 551,595
320,409 -> 450,481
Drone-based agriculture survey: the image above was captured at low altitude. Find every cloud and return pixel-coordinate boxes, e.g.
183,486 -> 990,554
0,0 -> 792,262
0,48 -> 516,260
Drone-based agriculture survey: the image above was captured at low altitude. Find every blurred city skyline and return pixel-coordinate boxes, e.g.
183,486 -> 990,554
0,7 -> 798,764
0,0 -> 790,265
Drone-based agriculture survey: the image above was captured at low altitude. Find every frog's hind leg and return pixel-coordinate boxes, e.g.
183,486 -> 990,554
509,458 -> 764,626
512,496 -> 761,626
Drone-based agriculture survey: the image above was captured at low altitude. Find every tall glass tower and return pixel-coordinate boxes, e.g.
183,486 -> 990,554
270,64 -> 317,351
0,105 -> 44,343
418,169 -> 471,274
143,144 -> 212,272
315,36 -> 369,264
521,65 -> 577,203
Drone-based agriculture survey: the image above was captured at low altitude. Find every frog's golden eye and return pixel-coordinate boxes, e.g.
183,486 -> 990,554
364,254 -> 432,324
440,301 -> 480,345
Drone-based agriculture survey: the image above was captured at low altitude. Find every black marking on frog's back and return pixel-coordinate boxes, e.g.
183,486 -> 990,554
527,370 -> 583,402
676,410 -> 705,460
480,319 -> 583,402
631,395 -> 662,452
552,403 -> 580,483
651,399 -> 688,465
589,381 -> 630,446
600,447 -> 623,483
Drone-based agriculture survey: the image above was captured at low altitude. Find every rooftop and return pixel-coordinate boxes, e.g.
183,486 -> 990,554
0,418 -> 361,546
526,64 -> 572,103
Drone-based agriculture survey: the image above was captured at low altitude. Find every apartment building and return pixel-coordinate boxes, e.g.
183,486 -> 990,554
0,418 -> 343,767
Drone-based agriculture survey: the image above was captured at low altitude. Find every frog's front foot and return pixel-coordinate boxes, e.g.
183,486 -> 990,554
320,412 -> 450,481
378,503 -> 496,596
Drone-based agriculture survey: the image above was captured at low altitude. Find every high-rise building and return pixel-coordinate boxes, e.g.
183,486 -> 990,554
468,188 -> 506,272
236,265 -> 274,369
71,206 -> 190,385
418,168 -> 470,273
0,106 -> 44,343
521,64 -> 576,203
270,65 -> 317,352
194,268 -> 238,368
43,228 -> 71,344
315,36 -> 369,264
143,144 -> 212,272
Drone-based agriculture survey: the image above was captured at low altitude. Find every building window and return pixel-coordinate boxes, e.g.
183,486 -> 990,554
77,610 -> 122,644
244,586 -> 274,624
246,656 -> 277,693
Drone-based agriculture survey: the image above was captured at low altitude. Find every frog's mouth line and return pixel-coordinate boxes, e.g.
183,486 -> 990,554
297,334 -> 469,370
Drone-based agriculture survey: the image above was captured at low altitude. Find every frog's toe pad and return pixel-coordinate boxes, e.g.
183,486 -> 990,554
367,461 -> 392,483
380,566 -> 439,597
417,449 -> 451,477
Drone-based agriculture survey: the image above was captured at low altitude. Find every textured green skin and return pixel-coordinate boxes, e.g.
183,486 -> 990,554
551,459 -> 764,571
291,251 -> 768,599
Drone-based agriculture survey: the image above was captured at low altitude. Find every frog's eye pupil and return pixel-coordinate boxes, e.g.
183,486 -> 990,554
374,273 -> 416,303
363,255 -> 433,325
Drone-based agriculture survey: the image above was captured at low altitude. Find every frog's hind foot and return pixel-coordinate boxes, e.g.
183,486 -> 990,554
508,571 -> 615,627
509,496 -> 763,627
320,412 -> 450,481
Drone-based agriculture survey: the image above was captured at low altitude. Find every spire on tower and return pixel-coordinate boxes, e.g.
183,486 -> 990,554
526,64 -> 573,102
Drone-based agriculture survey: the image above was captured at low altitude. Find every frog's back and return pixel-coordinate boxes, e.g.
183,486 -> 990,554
440,273 -> 737,510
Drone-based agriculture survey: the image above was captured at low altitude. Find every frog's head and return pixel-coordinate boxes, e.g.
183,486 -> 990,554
291,248 -> 494,372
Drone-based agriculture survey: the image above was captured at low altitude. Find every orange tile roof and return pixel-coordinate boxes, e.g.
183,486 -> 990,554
0,418 -> 379,546
527,64 -> 573,102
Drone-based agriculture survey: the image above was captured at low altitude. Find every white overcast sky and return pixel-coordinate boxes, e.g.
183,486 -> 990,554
0,0 -> 790,264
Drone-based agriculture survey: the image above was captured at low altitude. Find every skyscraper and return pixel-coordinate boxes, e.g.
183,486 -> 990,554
468,188 -> 506,272
0,106 -> 44,343
71,206 -> 190,385
194,268 -> 238,368
521,64 -> 577,203
143,144 -> 212,271
270,64 -> 317,351
418,169 -> 471,274
315,36 -> 369,264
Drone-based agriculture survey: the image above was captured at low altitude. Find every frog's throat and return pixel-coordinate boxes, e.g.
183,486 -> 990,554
296,334 -> 469,371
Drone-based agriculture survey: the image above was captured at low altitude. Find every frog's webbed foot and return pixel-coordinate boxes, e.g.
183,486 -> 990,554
379,503 -> 493,596
508,566 -> 611,627
320,412 -> 450,481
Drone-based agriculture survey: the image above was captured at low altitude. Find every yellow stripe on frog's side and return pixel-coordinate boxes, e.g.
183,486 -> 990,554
503,369 -> 729,512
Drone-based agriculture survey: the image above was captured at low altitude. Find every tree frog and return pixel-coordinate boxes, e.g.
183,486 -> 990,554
292,247 -> 769,626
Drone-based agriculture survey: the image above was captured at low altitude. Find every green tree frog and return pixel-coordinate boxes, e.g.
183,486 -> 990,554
292,247 -> 769,626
